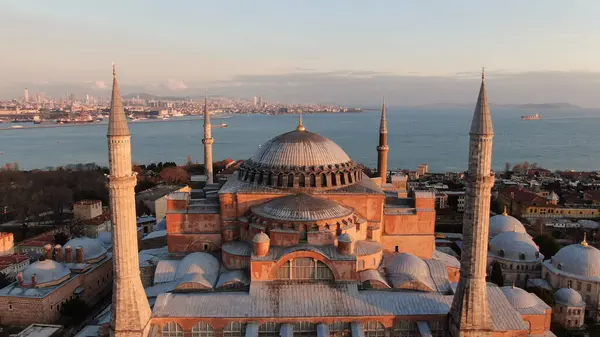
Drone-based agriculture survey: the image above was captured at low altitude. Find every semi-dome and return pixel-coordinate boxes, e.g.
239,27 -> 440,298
489,231 -> 541,261
489,212 -> 526,238
555,288 -> 585,307
21,260 -> 71,287
338,233 -> 354,243
500,286 -> 538,309
386,253 -> 429,278
251,193 -> 353,222
63,237 -> 107,262
551,241 -> 600,278
238,124 -> 364,189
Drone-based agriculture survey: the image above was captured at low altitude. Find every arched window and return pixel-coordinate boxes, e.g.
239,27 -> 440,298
288,173 -> 295,187
275,258 -> 333,280
257,173 -> 263,185
321,174 -> 327,187
331,173 -> 337,186
392,320 -> 417,337
340,172 -> 346,185
499,249 -> 505,257
535,252 -> 540,259
329,322 -> 351,337
259,322 -> 280,337
348,172 -> 353,183
267,173 -> 273,186
293,322 -> 316,337
299,174 -> 306,187
558,263 -> 562,270
277,173 -> 284,187
162,322 -> 184,337
310,174 -> 316,187
364,321 -> 385,337
192,322 -> 215,337
223,322 -> 246,337
519,253 -> 526,260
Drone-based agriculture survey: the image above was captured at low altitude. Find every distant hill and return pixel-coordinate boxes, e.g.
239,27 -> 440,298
498,102 -> 581,109
123,93 -> 191,101
417,102 -> 582,109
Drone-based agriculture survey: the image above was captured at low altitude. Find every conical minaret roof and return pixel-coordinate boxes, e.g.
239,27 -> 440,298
469,69 -> 494,136
203,91 -> 210,126
379,97 -> 387,134
107,63 -> 130,136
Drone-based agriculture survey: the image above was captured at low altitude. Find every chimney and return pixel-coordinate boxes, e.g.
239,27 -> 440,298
31,273 -> 37,287
75,246 -> 84,263
44,244 -> 52,260
16,272 -> 23,286
54,244 -> 63,262
65,246 -> 73,263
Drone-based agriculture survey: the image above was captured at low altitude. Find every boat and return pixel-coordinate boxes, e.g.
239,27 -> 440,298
521,113 -> 541,121
220,123 -> 228,128
11,125 -> 23,129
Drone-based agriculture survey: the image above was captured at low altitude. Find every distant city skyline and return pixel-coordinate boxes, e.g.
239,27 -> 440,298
2,1 -> 600,106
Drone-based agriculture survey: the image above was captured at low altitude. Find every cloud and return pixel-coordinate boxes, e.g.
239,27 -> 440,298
93,81 -> 108,89
162,79 -> 188,91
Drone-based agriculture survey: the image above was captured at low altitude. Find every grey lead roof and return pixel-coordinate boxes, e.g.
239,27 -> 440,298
248,129 -> 352,168
251,193 -> 353,222
151,282 -> 529,331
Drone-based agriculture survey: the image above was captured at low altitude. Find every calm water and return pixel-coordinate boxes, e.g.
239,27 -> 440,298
2,107 -> 600,172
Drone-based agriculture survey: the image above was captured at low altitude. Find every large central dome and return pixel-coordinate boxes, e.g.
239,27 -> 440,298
249,129 -> 352,168
238,123 -> 364,189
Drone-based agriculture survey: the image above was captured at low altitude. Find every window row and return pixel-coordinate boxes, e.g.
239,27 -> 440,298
276,258 -> 334,280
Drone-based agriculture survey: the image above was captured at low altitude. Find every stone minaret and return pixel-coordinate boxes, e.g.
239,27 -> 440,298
202,92 -> 214,184
377,98 -> 389,181
449,69 -> 494,337
108,64 -> 151,337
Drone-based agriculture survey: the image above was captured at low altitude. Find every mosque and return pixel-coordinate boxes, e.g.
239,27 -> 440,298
99,65 -> 558,337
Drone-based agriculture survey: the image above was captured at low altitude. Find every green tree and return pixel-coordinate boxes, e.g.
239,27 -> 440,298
534,235 -> 561,260
490,261 -> 504,287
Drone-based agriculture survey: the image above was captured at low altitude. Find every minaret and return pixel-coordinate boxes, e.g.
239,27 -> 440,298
108,64 -> 151,337
376,97 -> 389,181
449,69 -> 494,337
202,91 -> 214,184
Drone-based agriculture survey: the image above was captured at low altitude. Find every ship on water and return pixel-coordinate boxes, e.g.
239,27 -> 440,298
521,113 -> 542,120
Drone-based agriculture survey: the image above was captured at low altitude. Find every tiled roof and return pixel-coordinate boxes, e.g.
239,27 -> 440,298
0,254 -> 29,269
498,187 -> 555,208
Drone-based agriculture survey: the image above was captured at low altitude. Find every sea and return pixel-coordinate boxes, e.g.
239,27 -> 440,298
1,107 -> 600,173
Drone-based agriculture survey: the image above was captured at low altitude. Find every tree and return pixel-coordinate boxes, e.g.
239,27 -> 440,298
490,261 -> 504,287
160,167 -> 189,184
54,232 -> 70,246
534,235 -> 561,260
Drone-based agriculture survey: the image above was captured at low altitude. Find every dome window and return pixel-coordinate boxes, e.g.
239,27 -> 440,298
558,263 -> 563,270
499,249 -> 505,257
535,252 -> 540,258
519,253 -> 526,260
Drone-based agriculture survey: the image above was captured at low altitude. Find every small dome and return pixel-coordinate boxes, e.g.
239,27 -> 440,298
386,253 -> 429,278
338,233 -> 354,243
489,231 -> 541,261
489,213 -> 526,238
500,286 -> 538,309
252,193 -> 353,222
21,260 -> 71,287
249,129 -> 351,168
555,288 -> 585,307
253,232 -> 270,243
175,252 -> 220,282
63,237 -> 107,262
552,242 -> 600,278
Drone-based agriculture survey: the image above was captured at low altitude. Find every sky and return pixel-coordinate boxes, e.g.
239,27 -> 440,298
1,1 -> 600,106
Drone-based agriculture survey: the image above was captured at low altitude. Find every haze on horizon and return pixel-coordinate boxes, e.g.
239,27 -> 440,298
1,0 -> 600,107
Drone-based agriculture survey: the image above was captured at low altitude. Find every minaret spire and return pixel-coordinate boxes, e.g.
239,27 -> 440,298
202,89 -> 214,184
376,97 -> 389,181
449,70 -> 495,337
107,64 -> 152,337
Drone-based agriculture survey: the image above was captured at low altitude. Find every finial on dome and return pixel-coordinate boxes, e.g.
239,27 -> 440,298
581,232 -> 589,247
503,205 -> 508,216
482,67 -> 485,81
296,111 -> 305,131
112,62 -> 116,77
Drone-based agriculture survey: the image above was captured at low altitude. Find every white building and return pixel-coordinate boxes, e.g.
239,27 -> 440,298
552,287 -> 586,329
